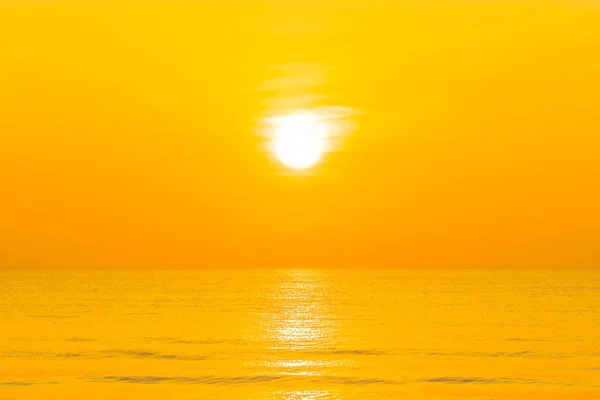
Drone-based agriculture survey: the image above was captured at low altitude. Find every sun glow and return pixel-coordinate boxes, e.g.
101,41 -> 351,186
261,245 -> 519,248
270,113 -> 329,170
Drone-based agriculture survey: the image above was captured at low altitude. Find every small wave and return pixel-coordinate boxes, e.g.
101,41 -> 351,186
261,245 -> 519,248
89,375 -> 400,386
1,381 -> 59,386
102,350 -> 206,361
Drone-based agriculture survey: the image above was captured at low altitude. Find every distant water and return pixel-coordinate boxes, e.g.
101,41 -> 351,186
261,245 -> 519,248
1,269 -> 599,399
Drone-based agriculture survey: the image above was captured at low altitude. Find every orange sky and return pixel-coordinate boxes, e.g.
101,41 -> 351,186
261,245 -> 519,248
1,1 -> 599,268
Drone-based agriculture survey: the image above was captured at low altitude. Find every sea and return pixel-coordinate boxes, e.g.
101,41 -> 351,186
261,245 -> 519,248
1,269 -> 599,399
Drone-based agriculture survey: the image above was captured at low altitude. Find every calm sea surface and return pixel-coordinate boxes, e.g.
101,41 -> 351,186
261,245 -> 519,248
0,269 -> 599,399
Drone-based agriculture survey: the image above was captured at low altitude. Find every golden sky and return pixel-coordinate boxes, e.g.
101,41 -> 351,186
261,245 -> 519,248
1,1 -> 599,268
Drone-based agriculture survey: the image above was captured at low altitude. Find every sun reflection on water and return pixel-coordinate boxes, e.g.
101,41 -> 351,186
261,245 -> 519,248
251,269 -> 346,380
272,390 -> 337,400
269,270 -> 337,352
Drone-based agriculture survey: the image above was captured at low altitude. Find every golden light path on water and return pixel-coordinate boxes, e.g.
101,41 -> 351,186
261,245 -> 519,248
250,270 -> 345,399
272,390 -> 334,400
270,270 -> 336,353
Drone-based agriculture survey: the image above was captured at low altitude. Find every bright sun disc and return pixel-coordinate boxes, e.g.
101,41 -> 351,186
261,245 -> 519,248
271,113 -> 329,170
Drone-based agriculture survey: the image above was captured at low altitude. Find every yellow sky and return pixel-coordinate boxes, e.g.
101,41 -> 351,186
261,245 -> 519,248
1,1 -> 599,268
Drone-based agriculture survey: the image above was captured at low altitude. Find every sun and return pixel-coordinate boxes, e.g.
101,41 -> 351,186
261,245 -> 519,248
270,113 -> 329,170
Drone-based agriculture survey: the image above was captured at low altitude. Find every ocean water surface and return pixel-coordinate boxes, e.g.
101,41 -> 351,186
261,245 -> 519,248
0,269 -> 599,399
